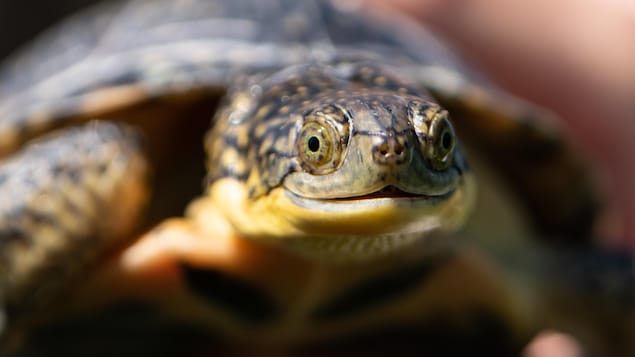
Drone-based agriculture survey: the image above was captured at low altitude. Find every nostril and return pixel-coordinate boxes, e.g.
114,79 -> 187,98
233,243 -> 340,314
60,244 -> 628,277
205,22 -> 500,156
378,144 -> 390,156
374,140 -> 409,166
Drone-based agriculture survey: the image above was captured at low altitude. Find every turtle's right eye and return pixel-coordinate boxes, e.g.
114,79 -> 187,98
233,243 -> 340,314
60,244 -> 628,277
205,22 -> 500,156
297,105 -> 349,175
299,121 -> 336,169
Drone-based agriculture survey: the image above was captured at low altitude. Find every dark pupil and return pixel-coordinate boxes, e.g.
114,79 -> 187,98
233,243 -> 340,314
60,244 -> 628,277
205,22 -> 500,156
441,131 -> 453,150
308,136 -> 321,152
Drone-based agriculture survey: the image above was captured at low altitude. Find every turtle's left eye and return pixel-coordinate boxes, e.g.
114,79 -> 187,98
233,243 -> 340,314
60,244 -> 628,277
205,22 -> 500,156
427,113 -> 456,170
297,105 -> 349,175
407,100 -> 456,171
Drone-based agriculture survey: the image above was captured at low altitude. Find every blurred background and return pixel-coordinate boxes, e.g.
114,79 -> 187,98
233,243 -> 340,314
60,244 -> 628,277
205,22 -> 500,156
0,0 -> 99,58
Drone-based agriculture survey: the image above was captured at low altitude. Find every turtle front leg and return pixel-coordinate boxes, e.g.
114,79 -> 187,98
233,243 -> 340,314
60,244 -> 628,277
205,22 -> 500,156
0,121 -> 149,338
92,197 -> 287,302
74,196 -> 309,343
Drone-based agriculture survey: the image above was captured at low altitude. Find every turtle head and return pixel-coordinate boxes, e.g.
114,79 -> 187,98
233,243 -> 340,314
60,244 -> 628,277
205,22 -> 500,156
207,65 -> 475,260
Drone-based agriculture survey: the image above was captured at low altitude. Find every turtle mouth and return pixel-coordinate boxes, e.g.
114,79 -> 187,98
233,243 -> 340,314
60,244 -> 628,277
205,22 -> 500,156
285,185 -> 454,211
335,185 -> 433,201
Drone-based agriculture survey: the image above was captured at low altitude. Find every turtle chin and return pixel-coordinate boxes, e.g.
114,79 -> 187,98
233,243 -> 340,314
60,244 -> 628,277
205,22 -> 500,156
271,185 -> 472,261
282,230 -> 447,262
280,183 -> 466,235
284,185 -> 455,213
210,175 -> 476,262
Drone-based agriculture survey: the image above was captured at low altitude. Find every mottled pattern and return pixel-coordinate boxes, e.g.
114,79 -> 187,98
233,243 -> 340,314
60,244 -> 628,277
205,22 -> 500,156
206,62 -> 464,200
0,122 -> 148,321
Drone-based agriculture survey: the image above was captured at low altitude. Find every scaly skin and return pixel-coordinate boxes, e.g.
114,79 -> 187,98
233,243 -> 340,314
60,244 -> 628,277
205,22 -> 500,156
206,62 -> 474,259
0,122 -> 149,351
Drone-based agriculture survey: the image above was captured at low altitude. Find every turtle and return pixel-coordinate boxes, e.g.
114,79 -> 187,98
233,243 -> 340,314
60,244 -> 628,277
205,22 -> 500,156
0,0 -> 632,355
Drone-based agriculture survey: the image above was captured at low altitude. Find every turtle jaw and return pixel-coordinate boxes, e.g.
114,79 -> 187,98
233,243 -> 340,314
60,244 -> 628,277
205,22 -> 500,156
209,174 -> 476,261
277,181 -> 471,238
284,185 -> 456,213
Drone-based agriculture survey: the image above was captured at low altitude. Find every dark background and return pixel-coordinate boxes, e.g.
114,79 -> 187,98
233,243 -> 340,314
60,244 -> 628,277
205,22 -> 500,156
0,0 -> 102,59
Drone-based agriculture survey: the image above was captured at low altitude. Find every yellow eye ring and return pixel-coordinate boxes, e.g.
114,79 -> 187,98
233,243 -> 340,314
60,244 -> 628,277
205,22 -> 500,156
300,121 -> 334,166
297,105 -> 349,175
407,100 -> 456,171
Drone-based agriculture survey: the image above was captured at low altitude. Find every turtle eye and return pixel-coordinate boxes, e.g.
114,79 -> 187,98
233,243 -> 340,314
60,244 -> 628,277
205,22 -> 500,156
407,100 -> 455,171
297,106 -> 348,175
299,121 -> 334,167
427,113 -> 456,170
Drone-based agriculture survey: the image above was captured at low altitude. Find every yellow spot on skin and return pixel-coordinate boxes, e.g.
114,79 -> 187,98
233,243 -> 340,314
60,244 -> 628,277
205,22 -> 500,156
296,86 -> 308,96
209,134 -> 225,158
278,105 -> 290,115
258,136 -> 274,156
418,122 -> 428,135
231,92 -> 253,114
236,130 -> 249,149
220,147 -> 240,171
233,160 -> 247,176
270,84 -> 283,94
255,104 -> 273,120
374,76 -> 387,86
425,107 -> 440,121
273,135 -> 288,152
